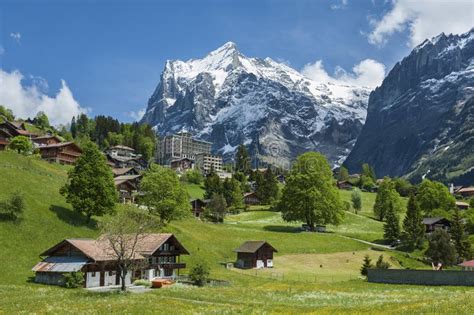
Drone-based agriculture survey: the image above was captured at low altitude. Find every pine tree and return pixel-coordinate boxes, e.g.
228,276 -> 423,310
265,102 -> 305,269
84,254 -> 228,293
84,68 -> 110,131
204,169 -> 222,199
235,144 -> 250,174
60,141 -> 117,222
256,167 -> 279,204
451,206 -> 472,261
70,116 -> 77,138
402,194 -> 425,250
375,255 -> 390,269
360,255 -> 373,277
384,202 -> 400,244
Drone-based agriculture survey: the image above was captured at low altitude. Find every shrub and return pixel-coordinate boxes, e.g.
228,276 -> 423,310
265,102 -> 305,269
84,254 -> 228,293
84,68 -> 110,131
375,255 -> 391,269
133,279 -> 151,287
63,272 -> 84,288
189,262 -> 210,287
360,255 -> 373,277
0,192 -> 25,221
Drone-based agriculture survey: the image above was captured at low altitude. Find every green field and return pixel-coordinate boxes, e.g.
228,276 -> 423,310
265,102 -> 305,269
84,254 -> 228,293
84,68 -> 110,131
1,151 -> 473,314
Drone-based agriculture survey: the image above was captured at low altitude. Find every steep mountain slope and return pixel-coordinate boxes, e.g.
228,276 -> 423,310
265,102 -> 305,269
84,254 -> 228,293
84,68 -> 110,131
141,42 -> 370,167
344,29 -> 474,184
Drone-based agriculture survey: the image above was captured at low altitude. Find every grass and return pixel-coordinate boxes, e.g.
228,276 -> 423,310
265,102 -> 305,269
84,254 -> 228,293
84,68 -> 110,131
1,151 -> 474,314
185,183 -> 206,199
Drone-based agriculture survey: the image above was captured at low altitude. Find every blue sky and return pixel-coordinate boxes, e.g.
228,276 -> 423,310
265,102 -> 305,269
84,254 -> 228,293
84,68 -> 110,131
0,0 -> 472,125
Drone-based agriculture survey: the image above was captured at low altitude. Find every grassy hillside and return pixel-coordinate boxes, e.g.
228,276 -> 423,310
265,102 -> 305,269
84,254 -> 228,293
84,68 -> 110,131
1,151 -> 473,314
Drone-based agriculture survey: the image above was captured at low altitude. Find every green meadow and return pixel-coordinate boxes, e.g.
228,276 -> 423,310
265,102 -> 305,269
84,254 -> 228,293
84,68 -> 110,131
0,151 -> 473,314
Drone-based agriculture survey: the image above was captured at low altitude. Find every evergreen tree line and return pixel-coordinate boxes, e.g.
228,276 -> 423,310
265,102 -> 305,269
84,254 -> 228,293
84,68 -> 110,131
67,114 -> 157,161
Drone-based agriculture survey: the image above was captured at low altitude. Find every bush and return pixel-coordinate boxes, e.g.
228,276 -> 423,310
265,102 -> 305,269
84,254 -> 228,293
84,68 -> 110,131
360,255 -> 373,277
0,192 -> 25,221
133,279 -> 151,287
189,262 -> 210,287
375,255 -> 391,269
63,272 -> 84,288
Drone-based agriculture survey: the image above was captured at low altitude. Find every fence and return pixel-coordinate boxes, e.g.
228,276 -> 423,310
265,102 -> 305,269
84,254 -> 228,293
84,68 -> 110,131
367,269 -> 474,286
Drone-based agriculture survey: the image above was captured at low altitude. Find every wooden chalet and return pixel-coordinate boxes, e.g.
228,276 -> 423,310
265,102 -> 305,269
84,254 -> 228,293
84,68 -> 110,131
337,180 -> 354,190
106,154 -> 146,170
0,120 -> 36,138
244,192 -> 261,205
0,129 -> 9,150
38,142 -> 82,165
190,198 -> 210,218
235,241 -> 277,269
458,187 -> 474,198
32,135 -> 62,146
114,174 -> 142,204
170,158 -> 194,172
32,233 -> 189,288
456,201 -> 470,210
422,217 -> 451,233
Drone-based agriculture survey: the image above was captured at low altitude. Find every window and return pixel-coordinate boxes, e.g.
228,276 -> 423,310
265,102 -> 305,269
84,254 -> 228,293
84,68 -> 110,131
91,272 -> 96,277
109,271 -> 114,276
164,243 -> 169,251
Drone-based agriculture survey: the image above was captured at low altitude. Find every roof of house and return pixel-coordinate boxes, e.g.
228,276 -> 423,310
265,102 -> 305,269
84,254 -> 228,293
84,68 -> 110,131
32,256 -> 89,273
459,260 -> 474,267
39,233 -> 189,262
422,217 -> 450,225
244,192 -> 258,198
235,241 -> 278,253
109,145 -> 135,151
114,175 -> 141,187
456,201 -> 470,207
112,167 -> 137,176
37,141 -> 82,152
458,187 -> 474,193
32,135 -> 63,142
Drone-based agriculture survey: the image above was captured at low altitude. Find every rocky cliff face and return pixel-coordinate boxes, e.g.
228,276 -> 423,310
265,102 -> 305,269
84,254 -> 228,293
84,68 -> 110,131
344,29 -> 474,184
141,42 -> 370,167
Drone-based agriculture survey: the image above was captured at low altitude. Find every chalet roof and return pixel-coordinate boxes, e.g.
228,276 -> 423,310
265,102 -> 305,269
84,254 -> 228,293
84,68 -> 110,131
32,256 -> 88,273
422,217 -> 450,225
39,233 -> 189,262
235,241 -> 278,253
112,167 -> 137,176
458,187 -> 474,193
456,201 -> 470,207
38,141 -> 82,152
109,145 -> 135,152
459,260 -> 474,267
244,192 -> 258,198
32,135 -> 63,142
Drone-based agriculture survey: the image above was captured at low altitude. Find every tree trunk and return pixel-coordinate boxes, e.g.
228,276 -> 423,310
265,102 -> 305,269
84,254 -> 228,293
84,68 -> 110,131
121,269 -> 127,291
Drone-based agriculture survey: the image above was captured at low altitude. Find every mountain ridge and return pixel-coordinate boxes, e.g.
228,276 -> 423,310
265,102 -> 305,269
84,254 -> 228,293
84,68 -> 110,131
141,42 -> 371,167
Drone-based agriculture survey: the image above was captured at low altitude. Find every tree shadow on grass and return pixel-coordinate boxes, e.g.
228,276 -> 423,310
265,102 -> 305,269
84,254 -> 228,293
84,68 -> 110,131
263,225 -> 302,233
49,205 -> 96,228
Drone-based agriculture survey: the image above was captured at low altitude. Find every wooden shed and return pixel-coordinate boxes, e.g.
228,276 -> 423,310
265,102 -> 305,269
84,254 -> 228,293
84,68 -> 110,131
234,241 -> 277,269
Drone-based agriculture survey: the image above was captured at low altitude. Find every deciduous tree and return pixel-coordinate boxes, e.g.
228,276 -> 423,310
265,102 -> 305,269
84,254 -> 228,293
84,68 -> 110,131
373,178 -> 402,221
276,152 -> 343,231
60,141 -> 117,222
351,188 -> 362,214
425,229 -> 456,266
451,206 -> 472,261
417,179 -> 455,216
140,164 -> 190,224
9,136 -> 32,155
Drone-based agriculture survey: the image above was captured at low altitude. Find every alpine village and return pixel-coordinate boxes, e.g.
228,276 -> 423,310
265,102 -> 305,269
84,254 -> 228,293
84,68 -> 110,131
1,2 -> 474,314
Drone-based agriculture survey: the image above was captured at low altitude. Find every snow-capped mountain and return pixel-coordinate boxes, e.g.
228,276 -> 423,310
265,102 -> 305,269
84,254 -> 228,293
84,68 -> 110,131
344,29 -> 474,184
141,42 -> 371,167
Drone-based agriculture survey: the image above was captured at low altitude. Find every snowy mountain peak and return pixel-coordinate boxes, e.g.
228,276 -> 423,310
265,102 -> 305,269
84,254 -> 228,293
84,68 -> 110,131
142,42 -> 372,167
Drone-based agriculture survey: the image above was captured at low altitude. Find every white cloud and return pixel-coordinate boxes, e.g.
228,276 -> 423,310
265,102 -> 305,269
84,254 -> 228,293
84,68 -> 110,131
0,69 -> 88,126
127,108 -> 145,121
331,0 -> 348,10
301,59 -> 386,88
0,46 -> 4,55
10,32 -> 21,43
368,0 -> 474,47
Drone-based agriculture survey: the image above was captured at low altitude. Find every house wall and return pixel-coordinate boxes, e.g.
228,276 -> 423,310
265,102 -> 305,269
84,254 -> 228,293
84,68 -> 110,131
367,269 -> 474,286
35,272 -> 65,286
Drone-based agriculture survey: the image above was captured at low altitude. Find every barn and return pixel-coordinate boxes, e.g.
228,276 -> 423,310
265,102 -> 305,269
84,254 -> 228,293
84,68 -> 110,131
235,241 -> 277,269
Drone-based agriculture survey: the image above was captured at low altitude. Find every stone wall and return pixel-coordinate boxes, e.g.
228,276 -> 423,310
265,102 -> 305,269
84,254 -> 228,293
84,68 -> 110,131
367,269 -> 474,286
